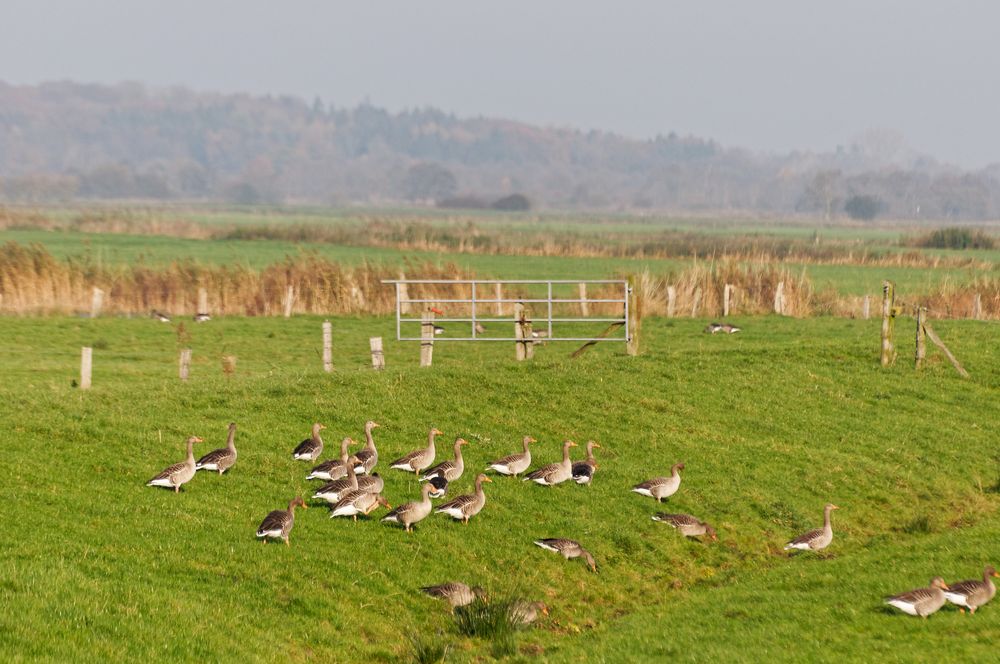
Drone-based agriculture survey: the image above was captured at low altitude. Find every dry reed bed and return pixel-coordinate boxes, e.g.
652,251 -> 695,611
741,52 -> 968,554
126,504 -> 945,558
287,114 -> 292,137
1,207 -> 994,270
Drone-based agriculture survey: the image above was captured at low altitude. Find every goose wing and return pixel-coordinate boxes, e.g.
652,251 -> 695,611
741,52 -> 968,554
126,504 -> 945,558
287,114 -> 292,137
525,463 -> 559,481
886,587 -> 937,603
421,460 -> 455,480
293,438 -> 319,456
196,448 -> 233,467
149,461 -> 187,483
390,448 -> 424,467
633,477 -> 668,491
436,493 -> 475,512
787,527 -> 823,547
257,509 -> 289,534
652,513 -> 700,527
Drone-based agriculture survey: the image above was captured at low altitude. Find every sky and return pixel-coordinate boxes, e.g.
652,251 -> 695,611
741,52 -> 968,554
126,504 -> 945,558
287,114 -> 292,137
3,0 -> 999,168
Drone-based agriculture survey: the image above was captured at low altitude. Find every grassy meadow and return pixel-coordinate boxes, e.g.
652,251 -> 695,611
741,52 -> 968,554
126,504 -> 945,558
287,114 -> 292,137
1,313 -> 999,662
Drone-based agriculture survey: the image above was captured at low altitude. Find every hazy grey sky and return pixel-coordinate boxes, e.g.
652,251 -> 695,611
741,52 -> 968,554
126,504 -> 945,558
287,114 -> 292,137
3,1 -> 999,167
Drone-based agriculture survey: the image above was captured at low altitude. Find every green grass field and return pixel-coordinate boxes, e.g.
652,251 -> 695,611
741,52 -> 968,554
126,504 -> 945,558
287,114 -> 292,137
2,314 -> 998,662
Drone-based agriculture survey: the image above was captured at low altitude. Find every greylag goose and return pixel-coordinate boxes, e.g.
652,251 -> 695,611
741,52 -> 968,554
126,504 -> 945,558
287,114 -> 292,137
705,322 -> 741,334
293,423 -> 326,462
885,578 -> 950,618
524,440 -> 578,486
146,436 -> 204,492
306,437 -> 357,480
313,472 -> 383,504
195,422 -> 238,474
632,462 -> 684,502
944,566 -> 999,614
382,482 -> 435,532
256,496 -> 307,546
533,538 -> 597,573
487,436 -> 536,476
193,313 -> 211,322
509,601 -> 548,626
389,427 -> 441,475
427,470 -> 449,498
311,455 -> 361,504
420,582 -> 486,612
435,473 -> 492,524
784,503 -> 839,552
330,491 -> 391,521
151,310 -> 171,322
571,441 -> 601,485
651,513 -> 717,540
420,437 -> 469,482
353,420 -> 380,474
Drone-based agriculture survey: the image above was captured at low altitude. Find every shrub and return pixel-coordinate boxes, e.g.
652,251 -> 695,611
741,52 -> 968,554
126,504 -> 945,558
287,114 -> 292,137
491,194 -> 530,211
912,227 -> 995,250
844,195 -> 882,221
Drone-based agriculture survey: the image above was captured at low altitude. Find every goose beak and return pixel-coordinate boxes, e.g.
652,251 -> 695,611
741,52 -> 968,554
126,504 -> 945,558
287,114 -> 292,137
593,443 -> 602,449
542,605 -> 549,615
831,505 -> 840,510
993,572 -> 1000,578
484,477 -> 493,483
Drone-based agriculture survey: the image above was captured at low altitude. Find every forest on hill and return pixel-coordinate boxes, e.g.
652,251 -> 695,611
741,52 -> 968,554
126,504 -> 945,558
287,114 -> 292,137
2,80 -> 1000,219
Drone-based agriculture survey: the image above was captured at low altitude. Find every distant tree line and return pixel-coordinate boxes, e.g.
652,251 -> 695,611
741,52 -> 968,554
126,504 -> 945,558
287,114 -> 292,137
2,81 -> 1000,218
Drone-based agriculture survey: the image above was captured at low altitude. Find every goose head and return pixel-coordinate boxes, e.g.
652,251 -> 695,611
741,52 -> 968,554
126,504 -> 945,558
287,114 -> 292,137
930,577 -> 950,590
824,503 -> 839,512
986,566 -> 999,579
290,496 -> 307,510
365,420 -> 380,430
535,602 -> 549,616
187,436 -> 204,445
523,435 -> 537,444
312,423 -> 326,434
704,525 -> 718,542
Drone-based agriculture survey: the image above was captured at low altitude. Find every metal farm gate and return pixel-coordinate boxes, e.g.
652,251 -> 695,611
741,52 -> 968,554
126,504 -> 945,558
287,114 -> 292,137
382,279 -> 631,345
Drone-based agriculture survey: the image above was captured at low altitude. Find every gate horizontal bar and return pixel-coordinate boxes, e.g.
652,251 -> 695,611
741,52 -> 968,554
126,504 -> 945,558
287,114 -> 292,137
401,317 -> 626,324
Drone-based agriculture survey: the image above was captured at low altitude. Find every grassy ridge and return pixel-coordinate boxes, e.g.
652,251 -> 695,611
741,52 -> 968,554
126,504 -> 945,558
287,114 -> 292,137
1,315 -> 998,661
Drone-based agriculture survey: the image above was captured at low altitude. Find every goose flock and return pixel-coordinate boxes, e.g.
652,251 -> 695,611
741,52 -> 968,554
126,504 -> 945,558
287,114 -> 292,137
146,422 -> 997,624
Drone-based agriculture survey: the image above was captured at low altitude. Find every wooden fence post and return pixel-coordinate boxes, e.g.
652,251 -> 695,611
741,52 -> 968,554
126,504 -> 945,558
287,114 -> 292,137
179,348 -> 192,381
914,307 -> 926,369
80,347 -> 92,390
578,283 -> 590,317
972,293 -> 982,320
880,280 -> 896,367
283,285 -> 294,318
322,320 -> 333,372
626,281 -> 639,356
420,311 -> 435,367
863,295 -> 871,320
774,282 -> 785,315
514,302 -> 533,361
370,337 -> 385,370
494,283 -> 504,316
90,288 -> 104,318
691,287 -> 702,318
723,284 -> 733,317
198,288 -> 208,315
666,286 -> 676,318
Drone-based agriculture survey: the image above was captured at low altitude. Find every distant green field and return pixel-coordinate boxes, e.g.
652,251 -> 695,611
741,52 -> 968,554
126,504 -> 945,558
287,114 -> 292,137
3,228 -> 996,297
1,315 -> 998,661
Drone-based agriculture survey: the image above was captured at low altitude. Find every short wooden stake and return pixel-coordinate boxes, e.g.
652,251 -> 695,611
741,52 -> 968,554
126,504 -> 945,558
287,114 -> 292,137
880,280 -> 896,367
514,303 -> 533,360
863,295 -> 871,320
494,283 -> 504,316
578,283 -> 590,317
322,320 -> 333,372
179,348 -> 192,381
370,337 -> 385,370
774,282 -> 785,315
972,293 -> 982,320
666,286 -> 677,318
420,311 -> 435,367
283,285 -> 294,318
914,307 -> 926,369
197,288 -> 208,315
80,347 -> 92,390
222,355 -> 237,376
923,321 -> 970,378
691,287 -> 702,318
90,288 -> 104,318
723,284 -> 733,317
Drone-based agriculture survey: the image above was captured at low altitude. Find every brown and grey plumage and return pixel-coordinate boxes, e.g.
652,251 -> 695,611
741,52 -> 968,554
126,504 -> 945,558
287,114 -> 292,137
420,582 -> 486,612
533,538 -> 597,573
524,440 -> 578,486
313,472 -> 383,504
487,436 -> 536,476
256,496 -> 307,546
885,578 -> 950,617
195,422 -> 238,474
147,436 -> 204,492
784,503 -> 839,551
420,437 -> 469,482
353,420 -> 380,474
944,566 -> 999,614
330,490 -> 391,521
571,440 -> 601,485
292,423 -> 326,461
435,473 -> 492,524
307,436 -> 357,481
652,513 -> 717,540
382,482 -> 435,532
509,600 -> 549,625
632,462 -> 684,502
390,427 -> 442,474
